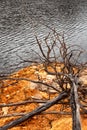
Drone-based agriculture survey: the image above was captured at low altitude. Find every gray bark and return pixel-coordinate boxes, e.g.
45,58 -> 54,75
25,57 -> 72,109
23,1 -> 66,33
70,78 -> 81,130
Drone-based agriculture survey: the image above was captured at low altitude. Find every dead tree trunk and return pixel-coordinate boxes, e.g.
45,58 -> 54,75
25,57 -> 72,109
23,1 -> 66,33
70,76 -> 81,130
0,30 -> 86,130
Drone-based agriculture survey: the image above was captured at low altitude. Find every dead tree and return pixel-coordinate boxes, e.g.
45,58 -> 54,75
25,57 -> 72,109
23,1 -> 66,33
0,30 -> 87,130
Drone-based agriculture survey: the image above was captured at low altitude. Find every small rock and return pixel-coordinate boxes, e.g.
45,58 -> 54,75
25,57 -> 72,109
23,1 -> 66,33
31,93 -> 42,99
29,82 -> 38,90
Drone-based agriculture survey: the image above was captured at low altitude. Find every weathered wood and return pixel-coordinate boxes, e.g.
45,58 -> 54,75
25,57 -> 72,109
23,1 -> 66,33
0,92 -> 67,130
70,77 -> 81,130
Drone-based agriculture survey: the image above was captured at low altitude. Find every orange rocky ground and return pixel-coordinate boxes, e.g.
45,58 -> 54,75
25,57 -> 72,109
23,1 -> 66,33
0,63 -> 87,130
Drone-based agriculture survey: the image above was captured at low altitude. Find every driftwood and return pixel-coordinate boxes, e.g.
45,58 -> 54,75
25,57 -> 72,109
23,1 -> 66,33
0,92 -> 67,130
0,29 -> 87,130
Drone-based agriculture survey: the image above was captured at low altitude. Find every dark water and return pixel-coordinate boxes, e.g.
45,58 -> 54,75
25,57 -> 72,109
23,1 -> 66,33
0,0 -> 87,74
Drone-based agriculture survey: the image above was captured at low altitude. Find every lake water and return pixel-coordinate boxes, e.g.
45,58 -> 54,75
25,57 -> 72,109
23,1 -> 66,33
0,0 -> 87,74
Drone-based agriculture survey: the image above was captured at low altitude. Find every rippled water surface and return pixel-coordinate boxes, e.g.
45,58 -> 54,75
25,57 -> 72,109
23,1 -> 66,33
0,0 -> 87,73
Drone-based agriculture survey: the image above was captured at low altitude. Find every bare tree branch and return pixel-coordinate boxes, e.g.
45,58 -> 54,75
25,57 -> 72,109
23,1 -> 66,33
0,92 -> 68,130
